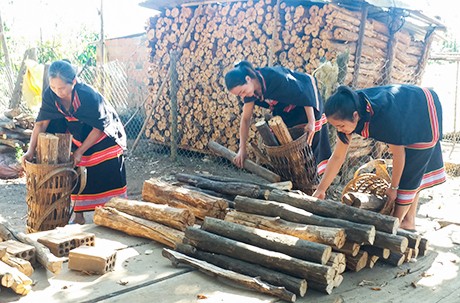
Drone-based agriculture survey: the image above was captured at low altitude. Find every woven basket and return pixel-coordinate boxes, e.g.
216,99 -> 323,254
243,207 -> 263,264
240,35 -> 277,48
264,128 -> 319,195
24,160 -> 83,233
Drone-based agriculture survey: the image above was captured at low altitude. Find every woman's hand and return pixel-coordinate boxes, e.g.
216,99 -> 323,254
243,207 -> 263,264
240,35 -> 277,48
72,149 -> 84,166
21,150 -> 35,168
313,188 -> 326,200
385,187 -> 398,205
233,149 -> 248,168
304,122 -> 315,146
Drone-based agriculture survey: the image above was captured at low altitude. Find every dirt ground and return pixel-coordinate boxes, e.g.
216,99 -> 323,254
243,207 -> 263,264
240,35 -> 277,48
0,146 -> 459,302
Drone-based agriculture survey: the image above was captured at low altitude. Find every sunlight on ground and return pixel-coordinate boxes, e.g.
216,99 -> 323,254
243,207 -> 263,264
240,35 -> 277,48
416,251 -> 459,288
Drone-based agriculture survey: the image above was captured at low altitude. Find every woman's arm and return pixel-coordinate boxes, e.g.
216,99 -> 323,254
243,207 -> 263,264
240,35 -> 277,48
385,144 -> 405,203
313,135 -> 351,199
72,128 -> 104,166
304,106 -> 315,146
234,102 -> 255,168
22,120 -> 50,165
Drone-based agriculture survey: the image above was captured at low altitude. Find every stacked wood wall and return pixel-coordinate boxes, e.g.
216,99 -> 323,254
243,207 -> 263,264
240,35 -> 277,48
145,0 -> 427,153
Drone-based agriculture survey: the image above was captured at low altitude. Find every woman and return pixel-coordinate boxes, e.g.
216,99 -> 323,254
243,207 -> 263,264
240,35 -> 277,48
224,61 -> 331,175
313,85 -> 446,231
22,60 -> 127,224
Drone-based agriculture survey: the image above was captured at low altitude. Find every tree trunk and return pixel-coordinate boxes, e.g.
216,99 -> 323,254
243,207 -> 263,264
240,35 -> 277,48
374,231 -> 408,253
105,197 -> 195,231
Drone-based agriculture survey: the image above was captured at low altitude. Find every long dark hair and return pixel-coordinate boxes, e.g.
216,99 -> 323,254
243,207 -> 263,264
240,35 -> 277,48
49,60 -> 77,84
224,60 -> 258,90
325,85 -> 361,144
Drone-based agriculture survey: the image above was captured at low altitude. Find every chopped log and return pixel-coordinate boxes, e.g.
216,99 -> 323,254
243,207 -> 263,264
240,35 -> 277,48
185,227 -> 336,285
383,251 -> 406,266
418,238 -> 429,256
0,260 -> 32,295
333,241 -> 360,257
326,252 -> 346,274
367,255 -> 379,268
162,248 -> 296,302
342,192 -> 385,211
93,207 -> 184,248
266,189 -> 399,234
361,245 -> 390,259
268,116 -> 292,144
36,133 -> 59,164
224,210 -> 346,248
396,229 -> 421,249
234,195 -> 375,244
268,181 -> 293,191
55,133 -> 72,164
208,140 -> 281,183
105,197 -> 195,231
404,248 -> 414,262
175,243 -> 307,297
307,280 -> 334,295
374,231 -> 408,253
346,251 -> 368,272
0,138 -> 26,149
255,120 -> 279,146
202,217 -> 331,265
176,173 -> 267,198
195,173 -> 290,191
1,253 -> 34,277
142,178 -> 228,220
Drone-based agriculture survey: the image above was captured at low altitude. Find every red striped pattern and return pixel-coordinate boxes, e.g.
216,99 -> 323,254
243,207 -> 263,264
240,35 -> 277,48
72,186 -> 127,212
317,159 -> 328,175
78,144 -> 123,167
315,113 -> 328,132
407,88 -> 439,149
396,167 -> 446,205
72,133 -> 108,148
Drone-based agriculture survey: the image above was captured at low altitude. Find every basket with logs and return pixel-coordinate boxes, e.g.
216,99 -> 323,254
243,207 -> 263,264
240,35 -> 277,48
24,133 -> 86,233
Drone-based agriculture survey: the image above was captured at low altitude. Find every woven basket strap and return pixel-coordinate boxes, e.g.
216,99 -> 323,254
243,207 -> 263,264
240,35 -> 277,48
36,167 -> 78,190
33,195 -> 73,231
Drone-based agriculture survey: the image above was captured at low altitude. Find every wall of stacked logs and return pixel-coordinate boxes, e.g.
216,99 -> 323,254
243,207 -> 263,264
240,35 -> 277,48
144,0 -> 429,153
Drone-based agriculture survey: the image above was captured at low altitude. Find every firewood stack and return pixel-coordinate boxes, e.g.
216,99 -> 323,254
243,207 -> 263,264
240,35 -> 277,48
144,0 -> 427,154
157,172 -> 430,299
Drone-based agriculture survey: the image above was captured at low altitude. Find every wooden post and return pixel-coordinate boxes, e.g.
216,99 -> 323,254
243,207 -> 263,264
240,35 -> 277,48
351,4 -> 369,88
0,12 -> 14,93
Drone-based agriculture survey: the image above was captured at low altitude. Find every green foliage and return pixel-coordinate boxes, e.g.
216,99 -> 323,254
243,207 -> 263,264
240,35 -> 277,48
37,40 -> 62,64
74,32 -> 99,67
15,143 -> 25,161
441,38 -> 458,53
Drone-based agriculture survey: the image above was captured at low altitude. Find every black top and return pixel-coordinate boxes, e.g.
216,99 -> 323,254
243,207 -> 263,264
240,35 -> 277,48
37,82 -> 127,150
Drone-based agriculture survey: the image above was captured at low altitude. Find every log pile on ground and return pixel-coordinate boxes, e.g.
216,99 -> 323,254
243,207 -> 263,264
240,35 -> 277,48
144,0 -> 428,154
156,172 -> 430,299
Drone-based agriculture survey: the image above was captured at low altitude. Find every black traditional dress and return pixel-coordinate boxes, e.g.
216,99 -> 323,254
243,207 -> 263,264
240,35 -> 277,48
244,66 -> 331,174
354,84 -> 446,205
37,82 -> 127,212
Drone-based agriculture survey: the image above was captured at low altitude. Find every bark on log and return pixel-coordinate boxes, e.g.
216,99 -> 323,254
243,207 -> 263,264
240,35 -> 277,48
266,189 -> 398,234
224,210 -> 346,248
175,243 -> 307,297
383,251 -> 405,266
105,197 -> 195,231
396,229 -> 421,249
418,238 -> 429,256
176,173 -> 267,198
0,260 -> 32,295
361,245 -> 390,259
346,251 -> 368,272
374,231 -> 408,253
94,207 -> 184,248
307,280 -> 334,295
55,133 -> 72,164
234,195 -> 375,244
163,248 -> 296,302
342,192 -> 385,211
195,173 -> 291,191
367,255 -> 379,268
255,120 -> 279,146
333,241 -> 360,257
208,140 -> 281,183
142,178 -> 228,220
185,227 -> 336,285
202,217 -> 331,265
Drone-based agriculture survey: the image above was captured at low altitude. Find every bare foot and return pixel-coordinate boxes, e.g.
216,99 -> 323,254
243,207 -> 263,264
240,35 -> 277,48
69,213 -> 86,225
399,219 -> 415,231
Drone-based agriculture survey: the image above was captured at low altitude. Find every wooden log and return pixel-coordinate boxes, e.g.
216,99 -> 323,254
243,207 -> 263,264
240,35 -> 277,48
374,231 -> 408,253
176,173 -> 267,198
36,133 -> 59,164
162,249 -> 296,302
266,189 -> 399,234
93,207 -> 184,248
208,140 -> 281,183
105,197 -> 195,231
333,242 -> 360,257
194,173 -> 289,191
255,120 -> 279,146
396,229 -> 421,249
175,243 -> 307,297
1,253 -> 34,277
307,280 -> 334,294
268,116 -> 292,144
202,217 -> 331,265
418,238 -> 429,256
383,251 -> 406,266
55,133 -> 72,164
268,181 -> 293,191
346,251 -> 368,272
0,260 -> 32,295
185,227 -> 336,285
224,210 -> 346,248
142,178 -> 228,220
367,255 -> 379,268
234,195 -> 375,244
361,245 -> 390,259
342,192 -> 385,211
326,252 -> 346,274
